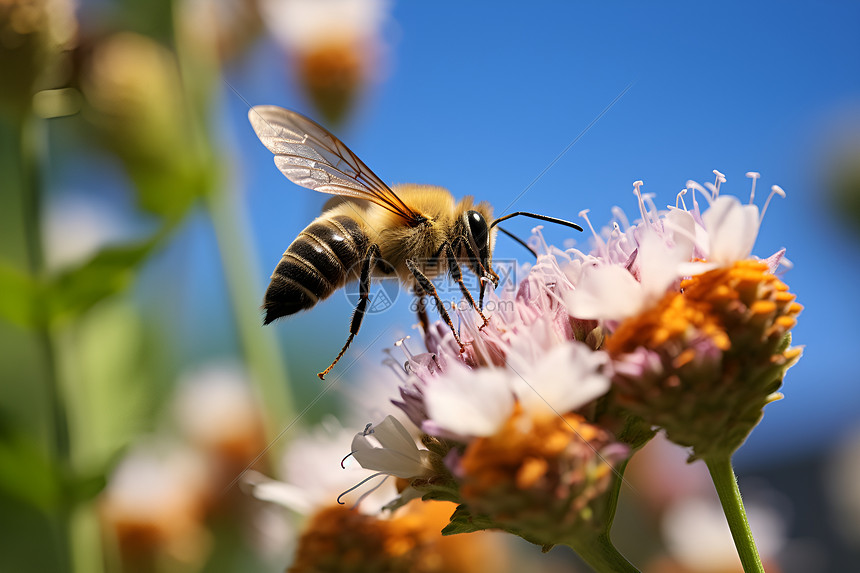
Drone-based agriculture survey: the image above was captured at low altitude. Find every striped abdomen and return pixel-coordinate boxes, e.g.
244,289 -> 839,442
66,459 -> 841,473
263,215 -> 369,324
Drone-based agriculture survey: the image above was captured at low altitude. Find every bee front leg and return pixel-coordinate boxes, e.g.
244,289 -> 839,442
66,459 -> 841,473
445,241 -> 490,330
414,292 -> 431,335
318,244 -> 381,380
405,259 -> 465,352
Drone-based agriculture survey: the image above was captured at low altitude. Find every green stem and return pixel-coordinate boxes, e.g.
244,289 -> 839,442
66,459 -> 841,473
204,188 -> 296,440
600,457 -> 629,531
14,113 -> 73,572
171,4 -> 295,443
563,531 -> 640,573
705,456 -> 765,573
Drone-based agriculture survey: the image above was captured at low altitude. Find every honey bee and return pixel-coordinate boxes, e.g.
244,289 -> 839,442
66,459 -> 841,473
249,105 -> 582,379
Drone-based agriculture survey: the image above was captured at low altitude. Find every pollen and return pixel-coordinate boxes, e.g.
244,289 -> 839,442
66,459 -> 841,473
605,258 -> 803,460
457,407 -> 628,545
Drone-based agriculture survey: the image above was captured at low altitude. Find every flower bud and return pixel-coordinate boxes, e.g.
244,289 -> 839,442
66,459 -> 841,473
457,407 -> 628,546
606,260 -> 803,460
0,0 -> 76,115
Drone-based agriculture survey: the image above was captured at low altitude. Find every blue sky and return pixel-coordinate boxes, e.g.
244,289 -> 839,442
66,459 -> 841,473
204,1 -> 860,468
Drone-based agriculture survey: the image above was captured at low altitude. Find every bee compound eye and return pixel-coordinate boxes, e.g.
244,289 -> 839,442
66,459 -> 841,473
465,210 -> 489,246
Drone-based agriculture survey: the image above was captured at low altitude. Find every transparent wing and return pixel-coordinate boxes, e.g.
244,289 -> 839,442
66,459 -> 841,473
248,105 -> 422,224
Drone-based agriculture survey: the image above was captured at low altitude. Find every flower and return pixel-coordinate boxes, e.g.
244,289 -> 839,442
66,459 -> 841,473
0,0 -> 77,115
247,416 -> 509,572
287,500 -> 509,573
259,0 -> 390,124
349,170 -> 801,562
457,405 -> 629,546
606,258 -> 802,460
359,243 -> 630,546
652,494 -> 787,573
99,442 -> 212,568
351,415 -> 440,481
581,174 -> 803,460
249,418 -> 397,515
419,341 -> 610,442
173,363 -> 267,474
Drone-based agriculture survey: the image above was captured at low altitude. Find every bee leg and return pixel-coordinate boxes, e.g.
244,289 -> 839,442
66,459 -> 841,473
318,244 -> 381,380
415,294 -> 430,335
479,280 -> 487,312
444,242 -> 490,330
405,259 -> 465,351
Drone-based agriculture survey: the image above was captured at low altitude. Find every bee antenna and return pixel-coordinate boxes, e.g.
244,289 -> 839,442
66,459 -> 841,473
496,225 -> 538,258
490,212 -> 584,232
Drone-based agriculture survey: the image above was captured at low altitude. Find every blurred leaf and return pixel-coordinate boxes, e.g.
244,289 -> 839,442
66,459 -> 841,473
64,470 -> 107,506
68,300 -> 163,467
0,419 -> 60,510
117,0 -> 175,42
0,261 -> 38,327
128,156 -> 215,221
46,236 -> 161,324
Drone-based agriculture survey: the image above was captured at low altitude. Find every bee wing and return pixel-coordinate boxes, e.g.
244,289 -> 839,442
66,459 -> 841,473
249,105 -> 422,225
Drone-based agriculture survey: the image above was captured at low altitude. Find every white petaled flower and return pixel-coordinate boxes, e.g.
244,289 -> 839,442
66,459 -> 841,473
99,441 -> 212,564
350,415 -> 437,480
248,417 -> 397,515
660,494 -> 786,572
173,363 -> 264,457
260,0 -> 389,52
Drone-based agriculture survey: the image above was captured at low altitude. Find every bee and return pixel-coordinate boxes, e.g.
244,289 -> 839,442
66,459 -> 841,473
249,105 -> 582,379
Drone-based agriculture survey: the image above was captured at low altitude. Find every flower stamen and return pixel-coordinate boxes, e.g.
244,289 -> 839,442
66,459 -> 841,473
745,171 -> 761,204
760,184 -> 786,223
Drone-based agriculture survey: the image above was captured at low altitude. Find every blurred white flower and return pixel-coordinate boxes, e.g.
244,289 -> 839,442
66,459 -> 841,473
260,0 -> 388,52
99,441 -> 212,564
259,0 -> 392,123
173,362 -> 265,461
42,194 -> 129,271
661,494 -> 786,572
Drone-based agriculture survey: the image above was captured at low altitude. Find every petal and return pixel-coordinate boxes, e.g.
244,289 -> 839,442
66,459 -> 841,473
423,365 -> 515,439
702,196 -> 760,264
637,232 -> 685,301
351,416 -> 430,479
512,342 -> 611,415
565,264 -> 645,321
665,208 -> 696,261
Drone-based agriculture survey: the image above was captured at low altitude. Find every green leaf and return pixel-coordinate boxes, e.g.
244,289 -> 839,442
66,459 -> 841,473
440,504 -> 497,536
45,236 -> 160,323
128,158 -> 214,221
420,489 -> 460,504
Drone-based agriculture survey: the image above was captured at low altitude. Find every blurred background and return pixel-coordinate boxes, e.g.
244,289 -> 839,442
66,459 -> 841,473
2,1 -> 859,572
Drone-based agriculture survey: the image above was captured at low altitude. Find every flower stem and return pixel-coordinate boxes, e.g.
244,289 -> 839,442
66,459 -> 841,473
204,188 -> 296,439
705,456 -> 764,573
12,111 -> 73,572
564,531 -> 640,573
